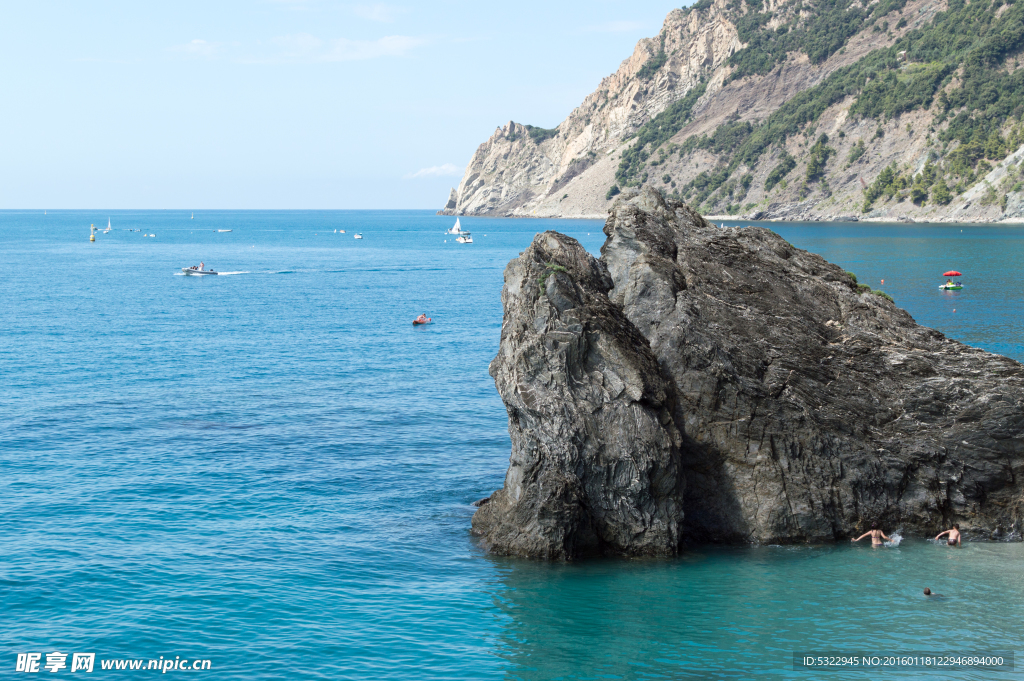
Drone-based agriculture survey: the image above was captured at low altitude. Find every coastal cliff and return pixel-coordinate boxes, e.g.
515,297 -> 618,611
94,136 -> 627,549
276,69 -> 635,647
472,188 -> 1024,559
470,232 -> 685,560
444,0 -> 1024,223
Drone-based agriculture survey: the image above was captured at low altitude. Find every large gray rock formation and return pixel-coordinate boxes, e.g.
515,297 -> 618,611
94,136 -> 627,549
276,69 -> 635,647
471,232 -> 685,559
473,187 -> 1024,559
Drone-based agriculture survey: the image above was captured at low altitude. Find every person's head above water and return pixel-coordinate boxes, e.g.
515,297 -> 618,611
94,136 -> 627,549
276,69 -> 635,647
871,522 -> 877,529
953,523 -> 959,530
924,588 -> 932,595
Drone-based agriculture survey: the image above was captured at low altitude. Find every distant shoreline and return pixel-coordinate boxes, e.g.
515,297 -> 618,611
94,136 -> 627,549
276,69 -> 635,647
440,211 -> 1024,227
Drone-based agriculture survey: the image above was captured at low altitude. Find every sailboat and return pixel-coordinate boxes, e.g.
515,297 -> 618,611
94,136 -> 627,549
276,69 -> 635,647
191,212 -> 194,220
104,218 -> 112,233
446,218 -> 462,234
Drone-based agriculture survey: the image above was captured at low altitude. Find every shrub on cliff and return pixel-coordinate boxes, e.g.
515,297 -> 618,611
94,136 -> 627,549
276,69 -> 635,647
932,179 -> 952,205
524,125 -> 558,144
765,153 -> 797,191
846,139 -> 866,166
805,134 -> 835,183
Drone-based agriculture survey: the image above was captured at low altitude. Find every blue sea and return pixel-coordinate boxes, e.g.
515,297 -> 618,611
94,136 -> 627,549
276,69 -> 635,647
2,210 -> 1023,680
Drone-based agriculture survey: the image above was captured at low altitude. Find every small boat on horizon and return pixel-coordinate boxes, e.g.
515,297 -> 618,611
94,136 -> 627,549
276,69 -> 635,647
182,267 -> 218,276
217,229 -> 232,232
104,218 -> 112,234
446,218 -> 462,235
456,231 -> 473,244
354,233 -> 363,239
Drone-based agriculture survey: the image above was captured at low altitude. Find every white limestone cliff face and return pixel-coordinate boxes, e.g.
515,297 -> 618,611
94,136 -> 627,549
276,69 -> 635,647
440,1 -> 743,218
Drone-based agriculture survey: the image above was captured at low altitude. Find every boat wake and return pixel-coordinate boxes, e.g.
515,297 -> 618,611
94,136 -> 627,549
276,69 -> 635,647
174,271 -> 249,276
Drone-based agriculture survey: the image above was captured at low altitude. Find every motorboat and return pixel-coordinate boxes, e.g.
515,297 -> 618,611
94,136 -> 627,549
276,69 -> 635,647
182,267 -> 218,275
455,231 -> 473,243
217,229 -> 232,232
354,233 -> 363,239
446,218 -> 462,234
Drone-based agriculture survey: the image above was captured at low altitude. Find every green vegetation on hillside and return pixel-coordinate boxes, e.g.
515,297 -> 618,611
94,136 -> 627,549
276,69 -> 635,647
846,139 -> 867,165
525,125 -> 559,144
618,0 -> 1024,213
765,152 -> 796,191
805,134 -> 835,182
615,80 -> 708,187
678,120 -> 753,157
727,0 -> 908,82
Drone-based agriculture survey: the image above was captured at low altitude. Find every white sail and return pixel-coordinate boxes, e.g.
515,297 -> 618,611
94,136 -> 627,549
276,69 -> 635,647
447,218 -> 462,234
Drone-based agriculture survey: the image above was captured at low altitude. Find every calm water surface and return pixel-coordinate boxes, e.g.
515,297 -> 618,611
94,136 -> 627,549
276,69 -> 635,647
2,211 -> 1022,679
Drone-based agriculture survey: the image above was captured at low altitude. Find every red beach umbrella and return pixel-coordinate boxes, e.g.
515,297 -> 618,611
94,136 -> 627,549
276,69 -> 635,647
943,271 -> 962,277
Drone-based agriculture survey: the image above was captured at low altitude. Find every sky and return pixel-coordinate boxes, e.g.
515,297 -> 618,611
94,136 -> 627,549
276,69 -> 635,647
0,0 -> 685,209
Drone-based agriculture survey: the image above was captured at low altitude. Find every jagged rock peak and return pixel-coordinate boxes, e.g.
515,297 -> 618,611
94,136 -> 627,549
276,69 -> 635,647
475,188 -> 1024,559
471,230 -> 686,560
443,188 -> 458,211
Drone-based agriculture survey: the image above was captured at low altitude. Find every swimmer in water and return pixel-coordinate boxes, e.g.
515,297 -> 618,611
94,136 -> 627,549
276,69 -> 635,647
851,522 -> 890,546
923,588 -> 944,597
935,523 -> 961,547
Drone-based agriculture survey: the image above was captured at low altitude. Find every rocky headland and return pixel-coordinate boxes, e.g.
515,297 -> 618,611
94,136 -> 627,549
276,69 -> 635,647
472,188 -> 1024,560
443,0 -> 1024,224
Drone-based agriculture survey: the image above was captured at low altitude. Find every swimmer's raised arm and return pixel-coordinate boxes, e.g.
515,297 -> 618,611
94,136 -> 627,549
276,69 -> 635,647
935,530 -> 951,540
852,532 -> 871,542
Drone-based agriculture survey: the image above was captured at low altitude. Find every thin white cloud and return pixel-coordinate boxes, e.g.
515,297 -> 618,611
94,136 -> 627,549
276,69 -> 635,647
353,3 -> 405,22
171,39 -> 225,58
406,164 -> 463,179
249,33 -> 425,62
580,21 -> 646,33
171,31 -> 424,64
324,35 -> 424,61
270,33 -> 324,59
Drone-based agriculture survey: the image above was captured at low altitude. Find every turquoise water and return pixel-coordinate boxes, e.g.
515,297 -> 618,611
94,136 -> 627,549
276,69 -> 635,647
2,211 -> 1022,679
